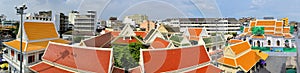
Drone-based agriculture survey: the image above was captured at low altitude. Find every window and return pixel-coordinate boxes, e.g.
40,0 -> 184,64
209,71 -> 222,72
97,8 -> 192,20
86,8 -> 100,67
11,50 -> 14,57
257,41 -> 260,47
277,40 -> 280,46
207,48 -> 210,52
249,40 -> 253,44
39,53 -> 43,61
17,54 -> 23,61
28,55 -> 35,63
268,40 -> 271,45
213,46 -> 217,51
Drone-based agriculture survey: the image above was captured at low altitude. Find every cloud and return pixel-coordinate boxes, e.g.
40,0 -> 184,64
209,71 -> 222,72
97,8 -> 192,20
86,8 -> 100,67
249,0 -> 267,9
191,0 -> 222,17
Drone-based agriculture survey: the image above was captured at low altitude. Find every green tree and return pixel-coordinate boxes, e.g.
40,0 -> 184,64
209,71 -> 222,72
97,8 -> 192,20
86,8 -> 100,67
290,26 -> 294,34
113,42 -> 146,72
251,26 -> 264,36
240,26 -> 244,32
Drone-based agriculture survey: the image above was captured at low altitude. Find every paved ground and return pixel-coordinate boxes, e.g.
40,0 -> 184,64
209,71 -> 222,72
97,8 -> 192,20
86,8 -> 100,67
266,52 -> 297,56
295,31 -> 300,73
265,56 -> 288,73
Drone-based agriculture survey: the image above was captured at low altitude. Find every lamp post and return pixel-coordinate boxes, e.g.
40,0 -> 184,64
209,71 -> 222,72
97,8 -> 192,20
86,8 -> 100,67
15,4 -> 27,73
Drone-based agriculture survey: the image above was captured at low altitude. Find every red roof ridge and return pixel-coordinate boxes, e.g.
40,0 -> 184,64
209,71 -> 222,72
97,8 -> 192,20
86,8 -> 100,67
150,37 -> 170,49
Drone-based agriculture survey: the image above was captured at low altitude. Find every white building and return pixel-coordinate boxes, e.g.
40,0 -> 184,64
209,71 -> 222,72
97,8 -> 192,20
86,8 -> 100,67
73,10 -> 97,39
68,10 -> 79,25
239,19 -> 295,52
2,21 -> 69,73
163,18 -> 241,35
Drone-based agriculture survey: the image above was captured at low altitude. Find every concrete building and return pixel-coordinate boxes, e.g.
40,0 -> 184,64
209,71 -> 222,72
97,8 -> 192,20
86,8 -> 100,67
140,20 -> 156,31
163,18 -> 241,35
68,10 -> 79,25
25,11 -> 52,21
54,13 -> 69,38
73,10 -> 97,39
125,14 -> 148,24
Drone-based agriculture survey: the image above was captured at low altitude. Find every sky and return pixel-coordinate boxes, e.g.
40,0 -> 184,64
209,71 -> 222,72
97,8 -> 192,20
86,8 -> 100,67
0,0 -> 300,21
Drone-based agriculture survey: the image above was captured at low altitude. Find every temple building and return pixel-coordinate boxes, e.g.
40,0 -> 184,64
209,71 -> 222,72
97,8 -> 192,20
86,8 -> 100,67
2,21 -> 70,72
29,42 -> 113,73
218,41 -> 269,73
148,37 -> 174,49
239,19 -> 295,51
140,45 -> 222,73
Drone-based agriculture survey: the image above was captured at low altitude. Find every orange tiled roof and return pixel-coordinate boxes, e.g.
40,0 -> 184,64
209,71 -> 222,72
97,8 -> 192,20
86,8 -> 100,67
150,37 -> 170,49
189,37 -> 199,41
252,50 -> 269,60
236,51 -> 260,72
264,27 -> 274,31
185,65 -> 222,73
218,41 -> 268,72
274,33 -> 284,37
250,22 -> 256,27
265,32 -> 274,35
275,28 -> 282,32
83,32 -> 115,48
134,31 -> 148,38
30,62 -> 73,73
188,28 -> 202,37
218,57 -> 237,67
3,39 -> 69,52
228,39 -> 243,44
256,20 -> 276,26
243,27 -> 249,33
41,43 -> 113,73
24,22 -> 58,40
276,22 -> 283,27
283,28 -> 290,33
3,40 -> 26,51
250,35 -> 265,39
284,33 -> 293,39
229,41 -> 251,55
111,31 -> 120,37
141,45 -> 210,73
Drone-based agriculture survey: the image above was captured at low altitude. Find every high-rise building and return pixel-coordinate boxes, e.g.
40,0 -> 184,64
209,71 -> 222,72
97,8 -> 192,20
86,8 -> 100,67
163,18 -> 241,35
68,10 -> 79,25
55,13 -> 69,38
73,10 -> 97,40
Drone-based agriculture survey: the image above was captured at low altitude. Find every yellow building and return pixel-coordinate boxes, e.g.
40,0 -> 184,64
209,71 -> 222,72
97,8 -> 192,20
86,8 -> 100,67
2,21 -> 70,72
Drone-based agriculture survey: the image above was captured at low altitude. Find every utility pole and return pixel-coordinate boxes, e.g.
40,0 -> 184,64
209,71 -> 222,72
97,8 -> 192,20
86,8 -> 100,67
15,4 -> 27,73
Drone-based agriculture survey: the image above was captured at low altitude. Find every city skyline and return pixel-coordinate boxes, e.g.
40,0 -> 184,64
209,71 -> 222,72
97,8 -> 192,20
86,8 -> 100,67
0,0 -> 300,21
